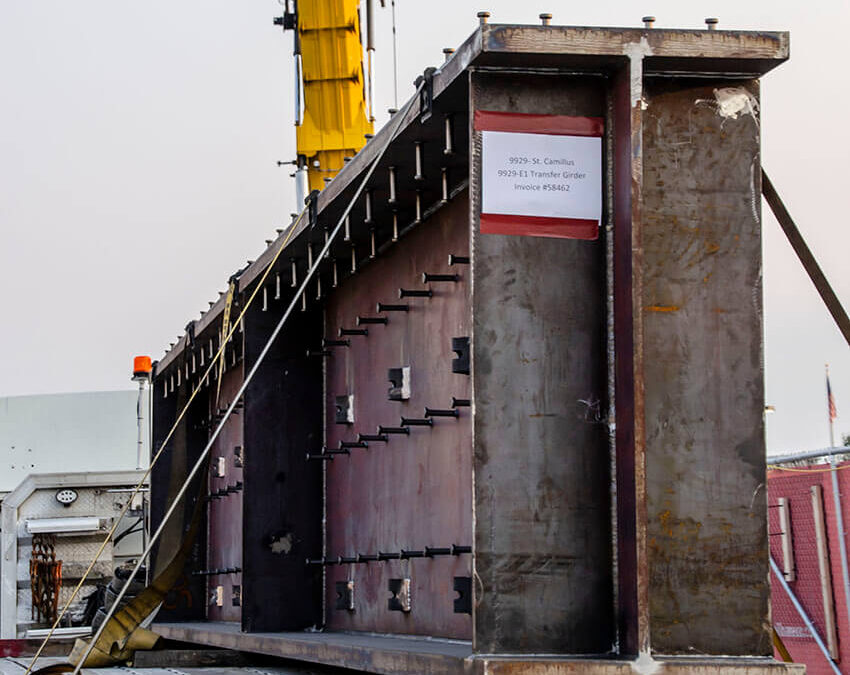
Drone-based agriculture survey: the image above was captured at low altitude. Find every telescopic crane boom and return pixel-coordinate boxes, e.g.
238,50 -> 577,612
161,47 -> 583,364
276,0 -> 374,202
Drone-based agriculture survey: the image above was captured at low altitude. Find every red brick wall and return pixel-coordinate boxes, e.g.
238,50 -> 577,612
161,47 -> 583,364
769,462 -> 850,674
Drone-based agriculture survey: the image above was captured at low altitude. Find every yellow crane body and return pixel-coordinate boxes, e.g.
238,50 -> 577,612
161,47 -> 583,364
296,0 -> 373,194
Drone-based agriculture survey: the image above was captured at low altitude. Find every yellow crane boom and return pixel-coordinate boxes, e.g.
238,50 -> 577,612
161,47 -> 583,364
280,0 -> 374,198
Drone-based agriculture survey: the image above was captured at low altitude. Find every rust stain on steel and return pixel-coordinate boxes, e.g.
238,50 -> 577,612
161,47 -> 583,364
644,305 -> 679,313
206,364 -> 244,623
324,195 -> 472,639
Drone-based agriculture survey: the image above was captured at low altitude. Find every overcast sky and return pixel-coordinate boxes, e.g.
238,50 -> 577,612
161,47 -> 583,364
1,1 -> 848,456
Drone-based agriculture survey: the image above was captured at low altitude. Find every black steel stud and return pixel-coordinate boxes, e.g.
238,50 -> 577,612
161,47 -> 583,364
399,288 -> 432,298
378,551 -> 401,561
378,425 -> 410,435
357,316 -> 388,325
425,407 -> 459,418
400,417 -> 433,427
451,397 -> 471,407
423,273 -> 459,283
414,141 -> 424,181
448,254 -> 470,265
322,339 -> 350,347
306,349 -> 332,357
425,547 -> 451,557
400,549 -> 425,558
340,327 -> 368,336
364,190 -> 373,225
339,440 -> 368,449
358,433 -> 389,443
388,166 -> 397,204
357,553 -> 379,563
377,302 -> 409,312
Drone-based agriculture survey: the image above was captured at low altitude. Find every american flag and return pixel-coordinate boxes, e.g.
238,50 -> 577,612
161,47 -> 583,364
828,375 -> 838,421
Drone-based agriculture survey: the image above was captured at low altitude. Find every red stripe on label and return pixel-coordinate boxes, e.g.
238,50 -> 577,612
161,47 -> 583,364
480,214 -> 599,241
474,110 -> 604,137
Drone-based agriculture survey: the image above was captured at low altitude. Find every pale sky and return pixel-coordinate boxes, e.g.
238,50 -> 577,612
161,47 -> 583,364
1,1 -> 848,456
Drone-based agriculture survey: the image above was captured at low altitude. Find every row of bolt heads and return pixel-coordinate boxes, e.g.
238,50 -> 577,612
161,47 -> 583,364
474,12 -> 720,29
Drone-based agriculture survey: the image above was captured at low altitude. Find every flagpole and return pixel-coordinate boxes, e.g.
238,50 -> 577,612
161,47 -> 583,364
828,363 -> 836,448
825,362 -> 850,650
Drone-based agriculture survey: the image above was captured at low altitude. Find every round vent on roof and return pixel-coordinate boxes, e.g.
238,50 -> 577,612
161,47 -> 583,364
55,488 -> 78,507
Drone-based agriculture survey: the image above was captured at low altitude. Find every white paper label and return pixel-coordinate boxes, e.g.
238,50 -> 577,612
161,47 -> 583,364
481,131 -> 602,221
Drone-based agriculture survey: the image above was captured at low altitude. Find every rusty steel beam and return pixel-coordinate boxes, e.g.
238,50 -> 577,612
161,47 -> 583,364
762,170 -> 850,348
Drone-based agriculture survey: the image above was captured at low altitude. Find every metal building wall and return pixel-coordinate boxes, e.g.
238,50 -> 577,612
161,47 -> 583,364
0,391 -> 143,495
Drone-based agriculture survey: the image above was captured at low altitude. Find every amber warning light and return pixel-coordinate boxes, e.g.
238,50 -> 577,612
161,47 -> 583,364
133,355 -> 152,380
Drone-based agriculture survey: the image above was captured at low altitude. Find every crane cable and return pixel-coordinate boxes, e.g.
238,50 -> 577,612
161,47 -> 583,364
390,0 -> 398,108
67,83 -> 422,674
23,208 -> 307,675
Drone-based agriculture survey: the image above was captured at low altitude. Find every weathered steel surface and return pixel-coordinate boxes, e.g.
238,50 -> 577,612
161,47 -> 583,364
242,299 -> 323,632
151,623 -> 804,675
480,25 -> 788,73
469,72 -> 613,653
153,622 -> 471,675
324,194 -> 472,638
206,365 -> 244,623
641,79 -> 769,654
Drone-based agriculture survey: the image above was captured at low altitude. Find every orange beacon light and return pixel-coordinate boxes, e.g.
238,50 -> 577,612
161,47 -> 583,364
133,355 -> 152,380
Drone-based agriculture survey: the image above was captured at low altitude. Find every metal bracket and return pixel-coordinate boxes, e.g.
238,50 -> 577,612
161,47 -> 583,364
185,320 -> 196,348
388,578 -> 411,613
335,394 -> 355,424
232,585 -> 242,607
415,67 -> 437,123
388,366 -> 411,401
451,337 -> 470,375
335,580 -> 355,612
306,189 -> 320,230
453,576 -> 472,614
272,12 -> 296,30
